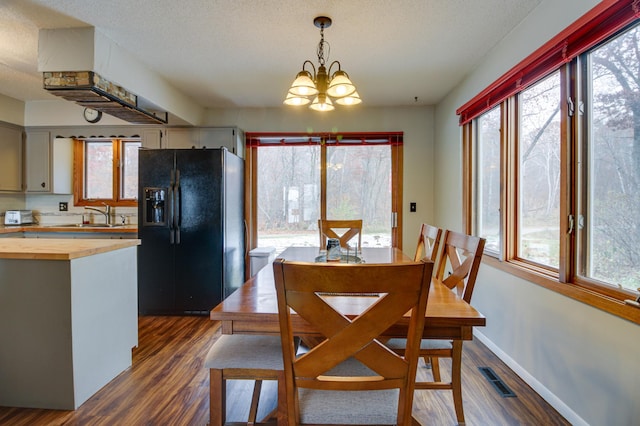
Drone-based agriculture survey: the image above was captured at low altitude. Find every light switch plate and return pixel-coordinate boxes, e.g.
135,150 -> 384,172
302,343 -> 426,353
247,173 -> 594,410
410,202 -> 416,212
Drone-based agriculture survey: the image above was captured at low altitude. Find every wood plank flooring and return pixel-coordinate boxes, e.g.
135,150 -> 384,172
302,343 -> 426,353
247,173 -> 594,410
0,316 -> 570,426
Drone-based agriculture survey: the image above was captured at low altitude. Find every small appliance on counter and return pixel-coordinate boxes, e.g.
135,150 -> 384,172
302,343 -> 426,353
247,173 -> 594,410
4,210 -> 34,225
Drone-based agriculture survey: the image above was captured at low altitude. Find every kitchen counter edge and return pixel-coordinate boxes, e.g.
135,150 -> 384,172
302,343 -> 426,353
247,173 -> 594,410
0,225 -> 138,234
0,238 -> 141,260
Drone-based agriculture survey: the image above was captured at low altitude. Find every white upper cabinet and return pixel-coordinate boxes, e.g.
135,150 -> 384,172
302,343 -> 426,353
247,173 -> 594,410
0,124 -> 23,192
142,129 -> 162,149
164,127 -> 244,157
25,131 -> 73,194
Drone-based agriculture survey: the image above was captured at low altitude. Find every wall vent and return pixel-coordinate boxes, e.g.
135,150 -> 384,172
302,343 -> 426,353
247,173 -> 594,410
478,366 -> 516,397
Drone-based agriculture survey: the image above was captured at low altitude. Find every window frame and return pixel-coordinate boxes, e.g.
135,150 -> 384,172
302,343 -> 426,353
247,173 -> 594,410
244,132 -> 404,253
460,8 -> 640,324
73,138 -> 140,207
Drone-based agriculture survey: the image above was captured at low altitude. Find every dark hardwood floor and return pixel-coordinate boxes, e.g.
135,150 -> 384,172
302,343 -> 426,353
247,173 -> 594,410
0,316 -> 569,425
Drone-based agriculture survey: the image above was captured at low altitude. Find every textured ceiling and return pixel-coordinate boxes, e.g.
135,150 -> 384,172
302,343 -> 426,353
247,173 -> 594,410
0,0 -> 542,109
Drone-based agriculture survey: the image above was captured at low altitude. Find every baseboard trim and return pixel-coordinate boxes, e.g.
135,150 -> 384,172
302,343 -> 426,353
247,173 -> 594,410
473,330 -> 588,426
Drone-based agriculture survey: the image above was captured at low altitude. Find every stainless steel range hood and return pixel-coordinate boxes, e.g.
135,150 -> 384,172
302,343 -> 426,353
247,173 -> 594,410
43,71 -> 168,124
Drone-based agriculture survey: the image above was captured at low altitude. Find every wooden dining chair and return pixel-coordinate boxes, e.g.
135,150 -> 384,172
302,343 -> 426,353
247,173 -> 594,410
414,223 -> 442,262
205,334 -> 286,426
273,257 -> 434,426
318,219 -> 363,250
388,229 -> 485,425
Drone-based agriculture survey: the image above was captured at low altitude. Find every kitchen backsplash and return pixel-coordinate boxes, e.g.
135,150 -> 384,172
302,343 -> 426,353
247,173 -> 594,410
1,193 -> 137,225
0,194 -> 26,213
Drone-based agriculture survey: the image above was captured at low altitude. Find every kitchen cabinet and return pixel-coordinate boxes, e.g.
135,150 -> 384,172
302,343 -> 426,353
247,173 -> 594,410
0,238 -> 139,409
25,131 -> 73,194
164,127 -> 244,157
142,128 -> 161,148
0,123 -> 23,192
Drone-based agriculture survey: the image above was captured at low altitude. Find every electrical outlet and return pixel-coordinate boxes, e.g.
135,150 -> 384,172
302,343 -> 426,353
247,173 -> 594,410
59,202 -> 68,211
410,202 -> 417,212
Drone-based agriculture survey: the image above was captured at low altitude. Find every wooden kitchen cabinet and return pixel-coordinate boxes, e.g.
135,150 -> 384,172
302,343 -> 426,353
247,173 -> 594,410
0,123 -> 23,192
25,131 -> 73,194
164,127 -> 244,157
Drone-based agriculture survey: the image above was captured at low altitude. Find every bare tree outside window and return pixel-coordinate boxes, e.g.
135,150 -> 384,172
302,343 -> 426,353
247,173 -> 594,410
477,106 -> 501,253
255,139 -> 395,253
585,24 -> 640,291
518,71 -> 562,267
85,141 -> 113,199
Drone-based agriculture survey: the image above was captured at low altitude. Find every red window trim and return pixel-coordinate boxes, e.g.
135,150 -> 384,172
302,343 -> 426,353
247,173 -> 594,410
457,0 -> 640,125
246,132 -> 403,147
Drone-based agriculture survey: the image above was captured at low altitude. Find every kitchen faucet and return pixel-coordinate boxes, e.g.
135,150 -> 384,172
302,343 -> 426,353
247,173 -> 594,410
85,203 -> 112,225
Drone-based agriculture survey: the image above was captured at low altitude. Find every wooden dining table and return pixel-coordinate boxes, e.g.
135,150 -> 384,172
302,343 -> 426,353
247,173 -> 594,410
210,246 -> 486,340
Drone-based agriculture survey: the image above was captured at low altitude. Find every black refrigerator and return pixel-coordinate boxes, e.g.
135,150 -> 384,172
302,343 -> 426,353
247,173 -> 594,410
137,148 -> 244,315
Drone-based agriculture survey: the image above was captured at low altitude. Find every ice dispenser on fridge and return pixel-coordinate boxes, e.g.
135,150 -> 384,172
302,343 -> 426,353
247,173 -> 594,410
143,187 -> 167,226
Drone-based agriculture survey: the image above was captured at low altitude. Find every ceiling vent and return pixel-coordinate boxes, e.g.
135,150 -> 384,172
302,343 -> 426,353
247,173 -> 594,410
43,71 -> 168,124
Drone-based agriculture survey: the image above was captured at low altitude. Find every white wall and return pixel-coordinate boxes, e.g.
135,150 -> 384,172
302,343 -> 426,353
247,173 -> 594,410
434,0 -> 640,425
0,94 -> 24,125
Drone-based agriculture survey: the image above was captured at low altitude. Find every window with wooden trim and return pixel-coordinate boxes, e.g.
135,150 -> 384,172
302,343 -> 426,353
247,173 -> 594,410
459,1 -> 640,323
74,138 -> 141,207
244,132 -> 403,254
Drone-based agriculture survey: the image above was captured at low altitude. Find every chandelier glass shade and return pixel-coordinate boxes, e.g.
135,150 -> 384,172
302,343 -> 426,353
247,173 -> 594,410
284,16 -> 360,111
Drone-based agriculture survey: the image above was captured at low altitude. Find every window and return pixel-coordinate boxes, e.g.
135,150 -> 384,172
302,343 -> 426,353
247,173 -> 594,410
517,72 -> 561,268
74,138 -> 141,207
580,24 -> 640,292
476,106 -> 501,254
245,133 -> 402,254
459,2 -> 640,323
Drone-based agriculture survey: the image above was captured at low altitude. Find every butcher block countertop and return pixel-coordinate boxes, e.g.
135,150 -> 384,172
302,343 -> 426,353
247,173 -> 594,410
0,238 -> 140,260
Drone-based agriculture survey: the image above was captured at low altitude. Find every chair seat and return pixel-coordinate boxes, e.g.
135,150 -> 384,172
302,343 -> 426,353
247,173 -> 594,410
299,388 -> 399,425
386,338 -> 453,351
299,357 -> 398,424
205,334 -> 284,370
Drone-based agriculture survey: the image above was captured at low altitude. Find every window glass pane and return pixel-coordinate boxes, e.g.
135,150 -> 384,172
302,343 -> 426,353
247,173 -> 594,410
121,141 -> 141,200
518,71 -> 561,267
85,141 -> 113,199
326,145 -> 392,247
476,106 -> 501,253
584,24 -> 640,291
257,145 -> 320,252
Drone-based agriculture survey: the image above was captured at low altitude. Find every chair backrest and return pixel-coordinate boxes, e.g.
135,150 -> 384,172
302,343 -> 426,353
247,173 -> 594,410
273,258 -> 434,425
435,230 -> 486,303
318,219 -> 363,250
414,223 -> 443,262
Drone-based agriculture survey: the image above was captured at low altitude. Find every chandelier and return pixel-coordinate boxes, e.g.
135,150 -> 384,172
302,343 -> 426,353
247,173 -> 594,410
284,16 -> 361,112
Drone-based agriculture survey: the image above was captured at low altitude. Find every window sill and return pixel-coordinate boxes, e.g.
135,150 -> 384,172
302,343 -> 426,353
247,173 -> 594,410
483,256 -> 640,326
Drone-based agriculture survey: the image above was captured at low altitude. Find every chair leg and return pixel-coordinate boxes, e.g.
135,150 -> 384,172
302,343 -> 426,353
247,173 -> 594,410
429,356 -> 442,382
451,340 -> 465,425
276,371 -> 287,426
210,369 -> 226,426
247,380 -> 263,425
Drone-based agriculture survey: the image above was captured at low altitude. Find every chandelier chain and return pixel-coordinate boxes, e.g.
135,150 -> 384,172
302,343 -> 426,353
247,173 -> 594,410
316,24 -> 330,67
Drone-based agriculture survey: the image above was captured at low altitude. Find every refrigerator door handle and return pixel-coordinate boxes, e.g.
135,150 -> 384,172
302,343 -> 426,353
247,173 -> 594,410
175,169 -> 181,244
168,168 -> 175,244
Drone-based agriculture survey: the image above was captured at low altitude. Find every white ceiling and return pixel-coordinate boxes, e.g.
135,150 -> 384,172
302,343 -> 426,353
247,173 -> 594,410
0,0 -> 542,110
